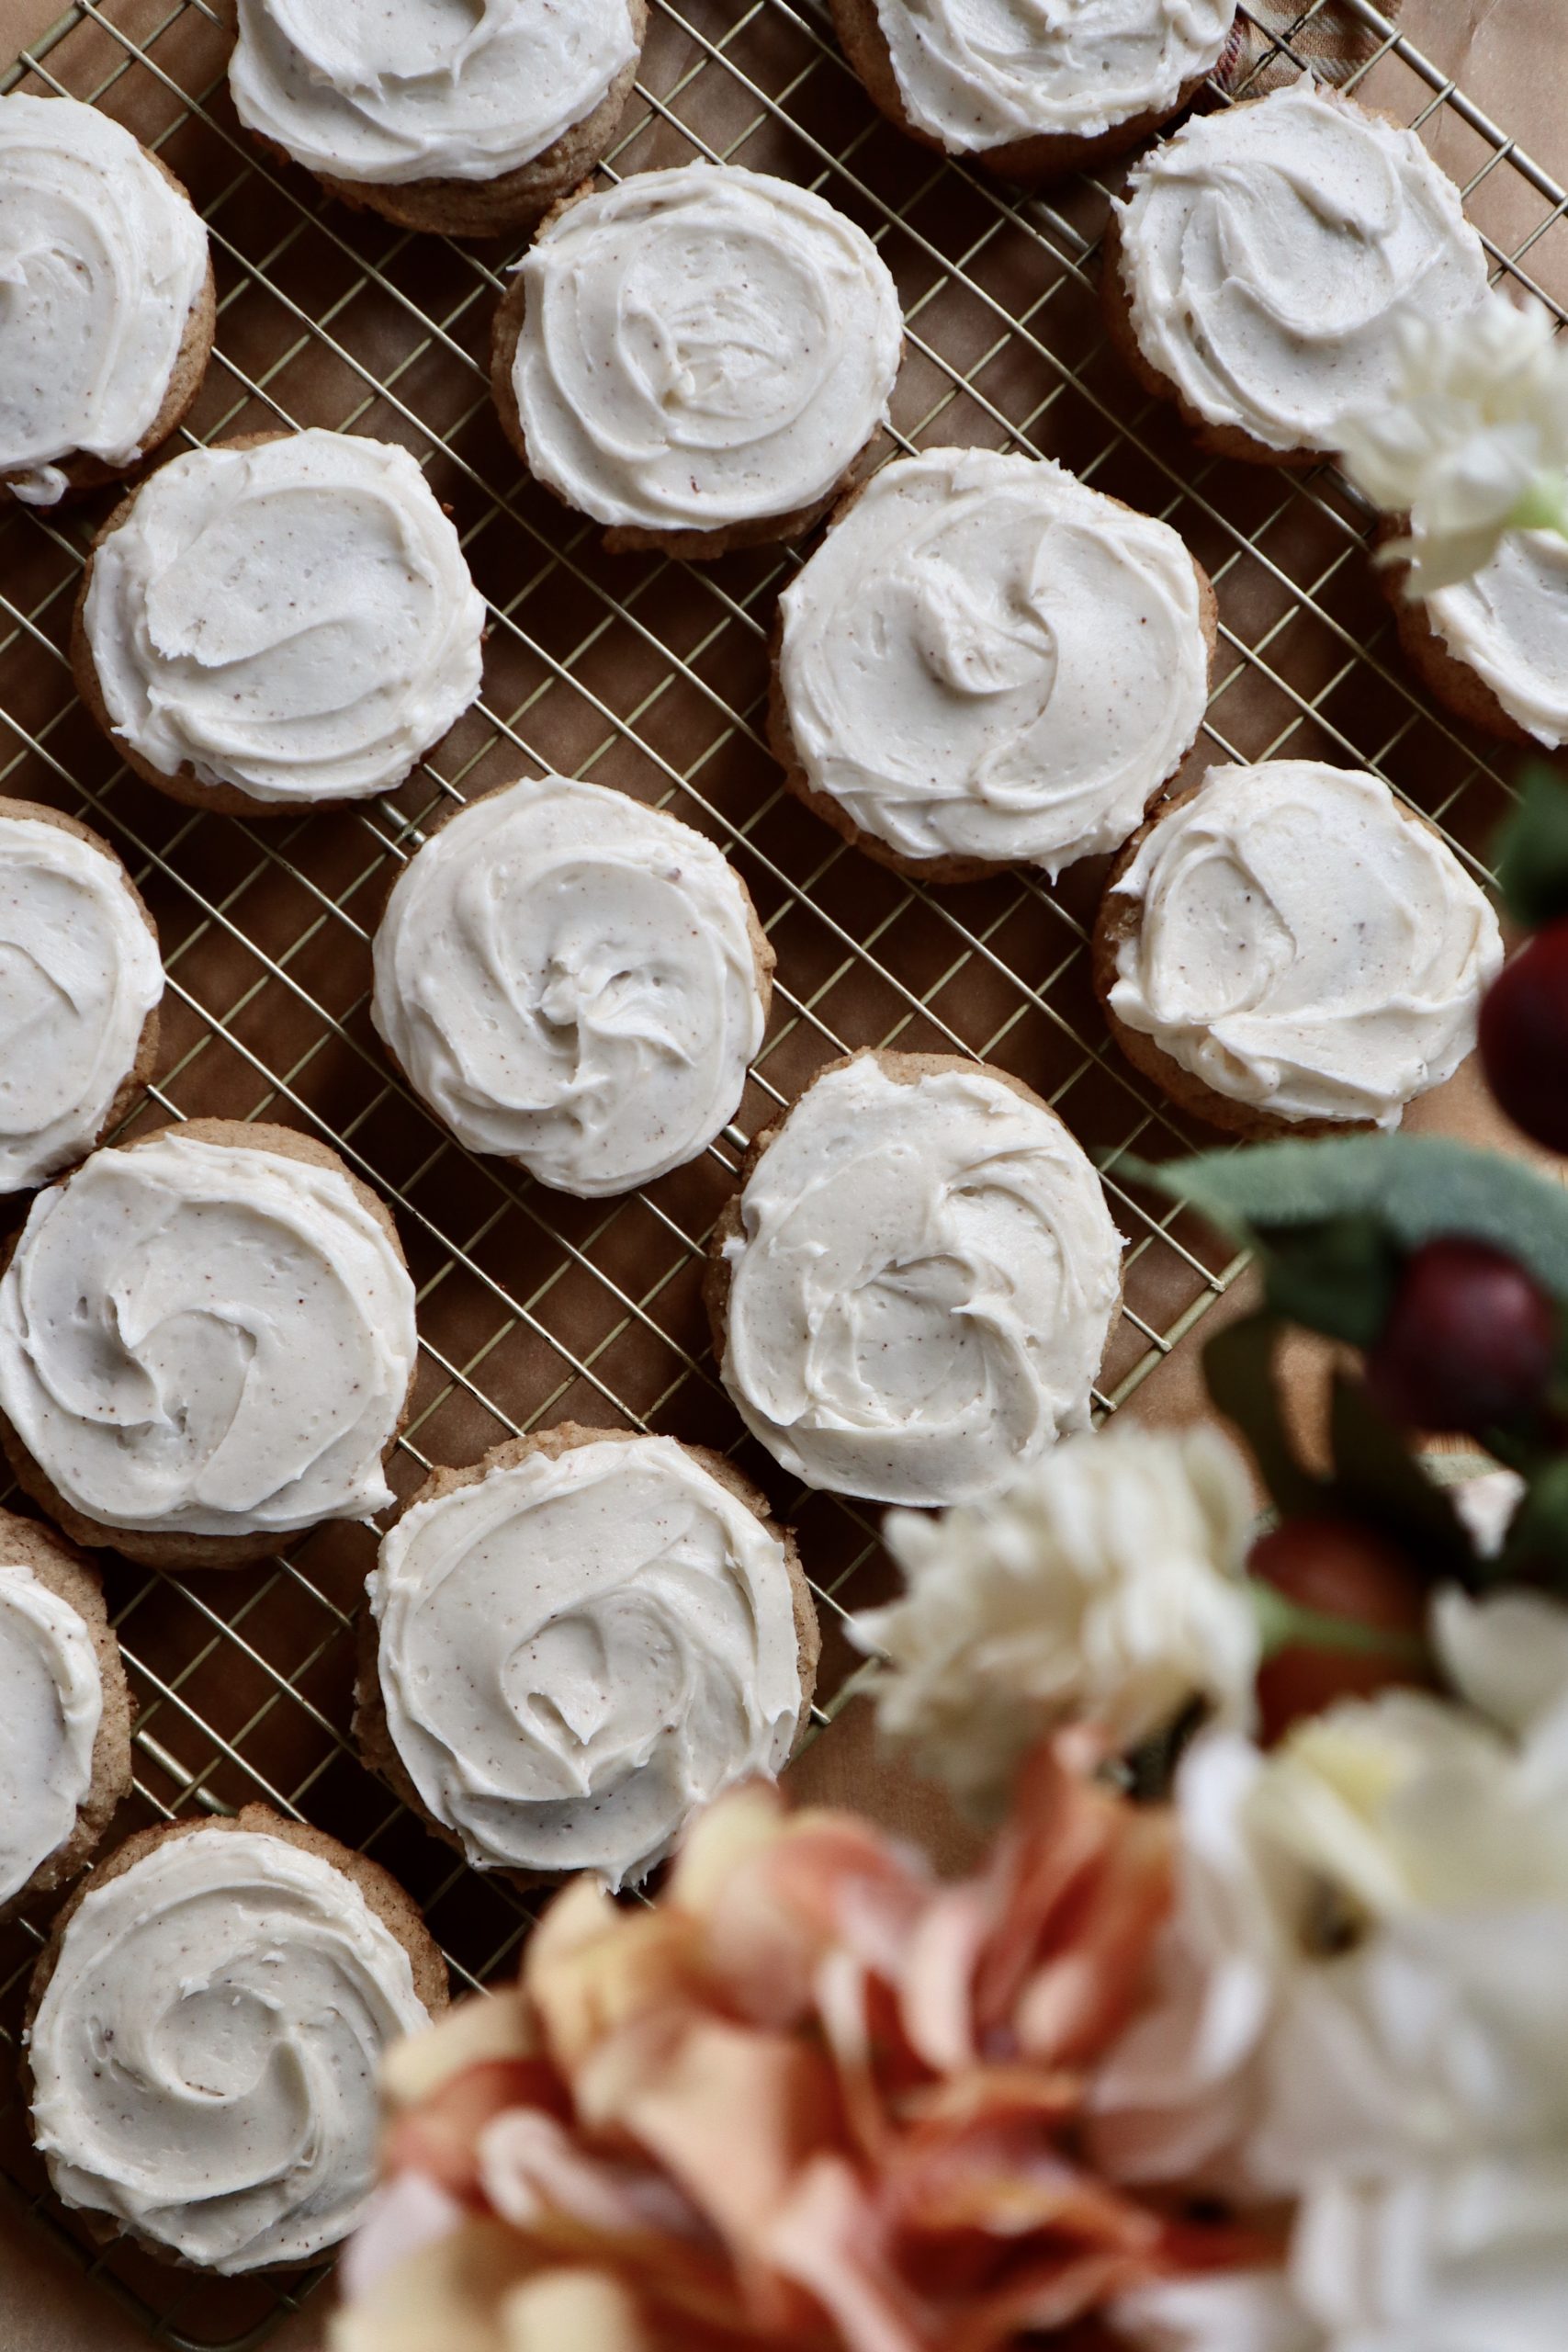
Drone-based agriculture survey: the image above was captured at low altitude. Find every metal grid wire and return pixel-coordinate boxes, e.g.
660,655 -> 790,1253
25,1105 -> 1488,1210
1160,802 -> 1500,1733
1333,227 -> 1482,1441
0,0 -> 1560,2340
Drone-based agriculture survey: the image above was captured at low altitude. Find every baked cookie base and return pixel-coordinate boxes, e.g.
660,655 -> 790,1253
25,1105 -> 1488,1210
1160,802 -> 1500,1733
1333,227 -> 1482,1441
765,493 -> 1220,884
0,1506 -> 132,1923
24,1804 -> 447,2275
0,1119 -> 416,1572
489,245 -> 894,559
1,144 -> 216,511
354,1419 -> 820,1889
830,0 -> 1214,183
1377,526 -> 1546,750
0,796 -> 160,1198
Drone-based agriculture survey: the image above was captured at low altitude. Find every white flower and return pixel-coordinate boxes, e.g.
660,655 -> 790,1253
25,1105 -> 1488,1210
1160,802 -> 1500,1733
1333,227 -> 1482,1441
849,1425 -> 1258,1815
1337,294 -> 1568,592
1099,1588 -> 1568,2352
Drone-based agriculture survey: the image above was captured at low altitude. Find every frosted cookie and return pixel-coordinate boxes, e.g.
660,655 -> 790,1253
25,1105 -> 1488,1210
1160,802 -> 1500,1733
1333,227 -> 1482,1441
707,1049 -> 1123,1508
833,0 -> 1235,181
0,1507 -> 130,1919
372,775 -> 771,1195
772,447 -> 1215,882
72,431 -> 486,818
491,164 -> 904,557
1093,760 -> 1505,1135
229,0 -> 647,238
0,1121 -> 419,1571
0,797 -> 163,1193
0,93 -> 214,508
27,1807 -> 445,2273
358,1423 -> 818,1892
1105,80 -> 1489,466
1386,528 -> 1568,749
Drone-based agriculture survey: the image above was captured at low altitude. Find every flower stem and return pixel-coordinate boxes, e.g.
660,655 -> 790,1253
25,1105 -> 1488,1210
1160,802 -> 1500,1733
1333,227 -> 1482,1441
1248,1580 -> 1429,1665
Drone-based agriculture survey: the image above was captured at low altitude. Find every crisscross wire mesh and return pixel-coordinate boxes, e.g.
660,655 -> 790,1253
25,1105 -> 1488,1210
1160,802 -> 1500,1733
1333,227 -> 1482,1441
0,0 -> 1561,2340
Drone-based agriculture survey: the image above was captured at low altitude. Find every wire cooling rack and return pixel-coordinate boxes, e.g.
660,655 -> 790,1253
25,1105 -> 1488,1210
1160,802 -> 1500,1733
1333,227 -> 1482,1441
0,0 -> 1561,2341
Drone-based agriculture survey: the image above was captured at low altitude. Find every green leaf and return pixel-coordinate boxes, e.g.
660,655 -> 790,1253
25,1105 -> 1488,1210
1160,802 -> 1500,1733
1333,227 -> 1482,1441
1497,1455 -> 1568,1592
1201,1312 -> 1321,1520
1260,1215 -> 1401,1350
1326,1373 -> 1474,1577
1130,1135 -> 1568,1303
1494,760 -> 1568,931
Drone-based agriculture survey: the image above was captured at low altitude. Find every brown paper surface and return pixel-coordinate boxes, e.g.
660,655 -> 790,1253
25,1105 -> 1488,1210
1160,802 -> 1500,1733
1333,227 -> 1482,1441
0,3 -> 1562,2345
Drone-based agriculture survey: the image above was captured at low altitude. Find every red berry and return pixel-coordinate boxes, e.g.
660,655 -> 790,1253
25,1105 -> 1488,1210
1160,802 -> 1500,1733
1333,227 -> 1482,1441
1479,924 -> 1568,1155
1364,1237 -> 1557,1435
1250,1516 -> 1430,1744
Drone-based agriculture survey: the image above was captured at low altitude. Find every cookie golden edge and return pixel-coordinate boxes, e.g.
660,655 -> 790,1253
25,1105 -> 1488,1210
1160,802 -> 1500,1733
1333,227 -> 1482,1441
23,1804 -> 447,2273
0,1118 -> 416,1573
353,1420 -> 821,1892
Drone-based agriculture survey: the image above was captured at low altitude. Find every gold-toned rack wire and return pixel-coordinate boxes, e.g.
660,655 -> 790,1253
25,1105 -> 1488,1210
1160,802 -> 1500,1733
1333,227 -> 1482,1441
0,0 -> 1560,2340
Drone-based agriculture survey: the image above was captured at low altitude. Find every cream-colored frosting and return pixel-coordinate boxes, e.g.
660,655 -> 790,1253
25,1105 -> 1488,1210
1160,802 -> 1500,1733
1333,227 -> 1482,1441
0,1131 -> 418,1542
230,0 -> 639,187
513,164 -> 903,536
0,1565 -> 100,1907
0,94 -> 208,507
0,815 -> 163,1193
369,1434 -> 805,1890
1108,760 -> 1504,1126
1423,528 -> 1568,747
28,1826 -> 433,2272
777,447 -> 1210,876
1116,78 -> 1489,456
871,0 -> 1235,153
720,1055 -> 1123,1507
82,431 -> 485,805
372,775 -> 765,1196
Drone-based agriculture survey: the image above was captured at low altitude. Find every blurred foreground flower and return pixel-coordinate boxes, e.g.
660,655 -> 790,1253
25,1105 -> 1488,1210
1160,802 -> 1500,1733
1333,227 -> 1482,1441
1338,295 -> 1568,593
851,1428 -> 1258,1818
333,1743 -> 1258,2352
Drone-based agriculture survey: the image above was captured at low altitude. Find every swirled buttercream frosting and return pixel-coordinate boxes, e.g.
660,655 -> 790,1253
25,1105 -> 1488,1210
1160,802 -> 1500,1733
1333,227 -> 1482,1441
1422,529 -> 1568,747
1107,761 -> 1504,1126
1115,78 -> 1489,456
82,431 -> 486,805
369,1433 -> 807,1889
28,1826 -> 433,2271
512,164 -> 904,536
0,1565 -> 100,1908
229,0 -> 639,187
777,447 -> 1210,875
868,0 -> 1235,153
372,775 -> 767,1195
0,94 -> 209,507
718,1054 -> 1123,1507
0,813 -> 162,1193
0,1131 -> 418,1542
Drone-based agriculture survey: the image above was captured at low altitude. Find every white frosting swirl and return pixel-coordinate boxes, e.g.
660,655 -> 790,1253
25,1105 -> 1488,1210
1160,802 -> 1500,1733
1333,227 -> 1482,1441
777,447 -> 1210,876
1108,760 -> 1505,1127
870,0 -> 1235,153
720,1055 -> 1123,1507
82,431 -> 485,805
0,814 -> 163,1193
1422,529 -> 1568,747
372,775 -> 765,1196
230,0 -> 639,187
1116,78 -> 1489,456
0,1564 -> 100,1908
370,1433 -> 806,1890
0,94 -> 208,507
0,1131 -> 418,1542
513,164 -> 903,536
28,1826 -> 433,2272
